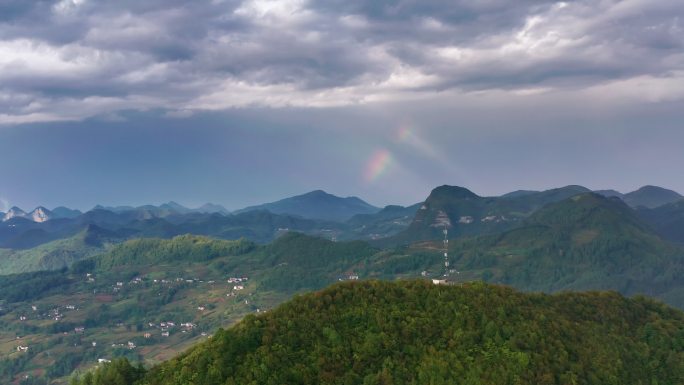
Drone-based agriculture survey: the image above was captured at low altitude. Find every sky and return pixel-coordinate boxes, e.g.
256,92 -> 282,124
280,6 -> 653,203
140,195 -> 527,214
0,0 -> 683,211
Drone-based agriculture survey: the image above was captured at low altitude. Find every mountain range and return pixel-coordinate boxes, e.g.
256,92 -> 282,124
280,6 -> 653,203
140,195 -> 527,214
3,183 -> 684,384
1,185 -> 683,276
594,185 -> 683,208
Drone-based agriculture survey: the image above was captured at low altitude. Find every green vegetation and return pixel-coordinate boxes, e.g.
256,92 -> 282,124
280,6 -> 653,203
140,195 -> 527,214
0,230 -> 109,275
95,235 -> 256,269
0,233 -> 417,384
448,194 -> 684,308
0,268 -> 72,303
69,358 -> 145,385
387,185 -> 592,245
72,280 -> 684,385
256,232 -> 377,291
638,199 -> 684,244
5,191 -> 684,384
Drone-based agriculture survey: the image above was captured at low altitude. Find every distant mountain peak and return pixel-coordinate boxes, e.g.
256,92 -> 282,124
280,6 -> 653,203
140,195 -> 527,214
528,192 -> 643,230
51,206 -> 82,219
235,190 -> 379,222
594,189 -> 624,198
623,185 -> 682,209
164,201 -> 187,209
428,185 -> 480,200
195,203 -> 230,215
306,189 -> 329,196
29,207 -> 52,223
3,206 -> 27,222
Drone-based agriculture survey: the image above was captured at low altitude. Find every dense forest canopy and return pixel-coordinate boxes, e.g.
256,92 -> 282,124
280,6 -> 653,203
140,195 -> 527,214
71,280 -> 684,385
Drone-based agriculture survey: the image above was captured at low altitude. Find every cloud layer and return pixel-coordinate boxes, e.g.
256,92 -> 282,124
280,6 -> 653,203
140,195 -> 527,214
0,0 -> 683,123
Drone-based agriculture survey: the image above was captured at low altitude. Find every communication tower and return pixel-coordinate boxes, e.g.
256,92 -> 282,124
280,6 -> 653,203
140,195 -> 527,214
443,225 -> 449,277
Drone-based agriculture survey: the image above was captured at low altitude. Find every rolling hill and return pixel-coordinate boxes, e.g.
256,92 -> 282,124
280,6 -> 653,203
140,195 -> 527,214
0,225 -> 124,275
0,210 -> 348,274
3,220 -> 684,384
448,193 -> 684,307
344,203 -> 422,240
77,280 -> 684,385
0,233 -> 399,384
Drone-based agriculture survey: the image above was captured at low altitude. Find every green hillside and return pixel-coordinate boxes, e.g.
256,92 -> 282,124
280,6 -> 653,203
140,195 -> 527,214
389,185 -> 592,245
448,193 -> 684,307
638,200 -> 684,244
74,280 -> 684,385
0,225 -> 120,275
344,203 -> 421,240
94,235 -> 256,270
5,197 -> 684,384
0,233 -> 405,384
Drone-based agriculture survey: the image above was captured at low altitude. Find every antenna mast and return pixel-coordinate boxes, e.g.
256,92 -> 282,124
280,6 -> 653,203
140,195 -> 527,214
443,225 -> 449,278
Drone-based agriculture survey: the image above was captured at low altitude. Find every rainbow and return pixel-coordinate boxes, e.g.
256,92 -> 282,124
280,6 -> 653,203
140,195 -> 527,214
364,149 -> 393,182
396,126 -> 413,142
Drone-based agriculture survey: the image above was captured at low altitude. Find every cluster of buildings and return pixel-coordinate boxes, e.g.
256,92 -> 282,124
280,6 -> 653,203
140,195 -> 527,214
110,341 -> 136,349
338,273 -> 359,281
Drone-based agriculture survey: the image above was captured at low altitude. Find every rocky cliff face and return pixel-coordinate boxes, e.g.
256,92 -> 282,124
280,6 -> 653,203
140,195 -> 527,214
3,207 -> 27,221
29,207 -> 52,223
2,206 -> 54,222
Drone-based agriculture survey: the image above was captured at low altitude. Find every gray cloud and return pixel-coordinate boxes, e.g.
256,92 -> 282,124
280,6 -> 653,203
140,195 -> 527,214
0,0 -> 682,123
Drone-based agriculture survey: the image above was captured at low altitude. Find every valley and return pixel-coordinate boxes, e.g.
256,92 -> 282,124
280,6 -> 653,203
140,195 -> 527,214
1,185 -> 684,384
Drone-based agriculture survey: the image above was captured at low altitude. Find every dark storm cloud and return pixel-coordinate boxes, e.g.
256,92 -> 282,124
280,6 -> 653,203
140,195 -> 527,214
0,0 -> 682,123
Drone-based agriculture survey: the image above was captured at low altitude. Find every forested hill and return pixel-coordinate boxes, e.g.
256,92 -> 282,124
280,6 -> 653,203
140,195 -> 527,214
448,193 -> 684,307
73,280 -> 684,385
89,235 -> 256,270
